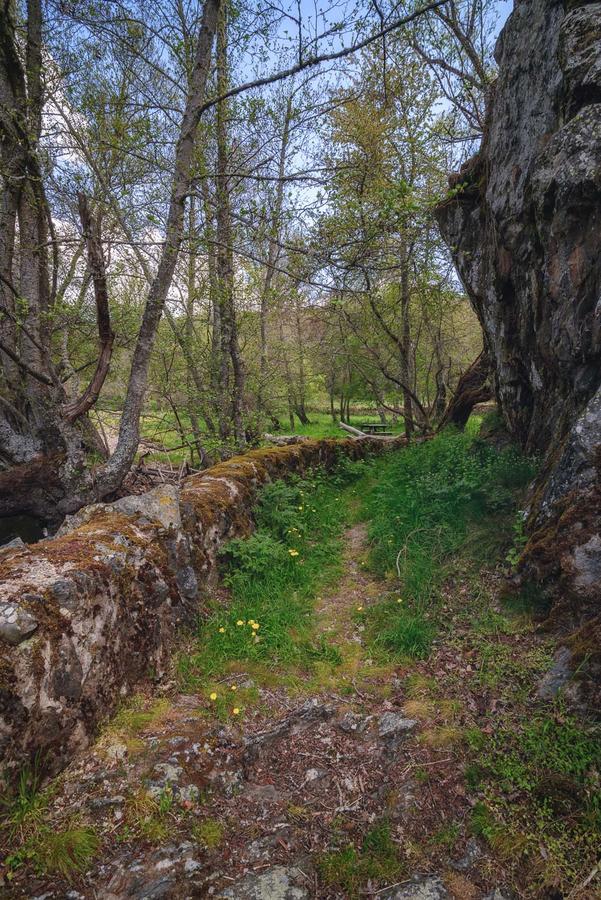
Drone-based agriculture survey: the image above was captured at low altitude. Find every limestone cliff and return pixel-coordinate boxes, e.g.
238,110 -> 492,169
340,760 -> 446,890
437,0 -> 601,630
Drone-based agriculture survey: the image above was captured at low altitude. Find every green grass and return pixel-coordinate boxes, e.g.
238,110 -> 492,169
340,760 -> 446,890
96,404 -> 405,464
470,705 -> 601,892
287,410 -> 405,440
0,761 -> 98,879
177,458 -> 373,689
359,427 -> 537,661
192,817 -> 224,849
317,820 -> 404,898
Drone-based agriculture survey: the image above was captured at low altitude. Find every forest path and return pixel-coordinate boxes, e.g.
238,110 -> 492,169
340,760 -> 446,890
5,500 -> 552,900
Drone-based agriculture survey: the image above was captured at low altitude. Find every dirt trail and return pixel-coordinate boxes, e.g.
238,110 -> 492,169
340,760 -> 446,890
5,523 -> 541,900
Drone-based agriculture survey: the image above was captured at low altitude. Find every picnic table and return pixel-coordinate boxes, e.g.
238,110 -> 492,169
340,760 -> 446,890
360,422 -> 393,435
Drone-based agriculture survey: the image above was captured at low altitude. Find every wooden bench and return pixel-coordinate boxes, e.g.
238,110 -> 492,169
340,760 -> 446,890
360,422 -> 393,435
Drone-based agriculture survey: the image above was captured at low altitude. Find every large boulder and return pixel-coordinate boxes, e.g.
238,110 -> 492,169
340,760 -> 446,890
437,0 -> 601,627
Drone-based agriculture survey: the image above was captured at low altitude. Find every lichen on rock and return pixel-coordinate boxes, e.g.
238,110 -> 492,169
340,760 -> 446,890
437,0 -> 601,631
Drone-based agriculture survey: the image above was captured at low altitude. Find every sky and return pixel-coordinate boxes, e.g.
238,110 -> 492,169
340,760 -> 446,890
495,1 -> 513,35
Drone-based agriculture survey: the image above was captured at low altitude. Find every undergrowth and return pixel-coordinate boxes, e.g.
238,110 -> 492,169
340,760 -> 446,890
361,428 -> 537,660
317,819 -> 403,898
0,759 -> 98,880
470,704 -> 601,893
177,458 -> 372,691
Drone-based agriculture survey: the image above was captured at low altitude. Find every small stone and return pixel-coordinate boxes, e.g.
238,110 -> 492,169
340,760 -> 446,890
451,837 -> 482,871
378,712 -> 418,739
379,875 -> 449,899
0,601 -> 38,645
131,877 -> 175,899
184,859 -> 203,875
537,647 -> 572,700
245,782 -> 282,802
178,784 -> 200,804
337,712 -> 370,734
104,740 -> 128,763
155,858 -> 175,871
88,795 -> 125,810
219,865 -> 308,899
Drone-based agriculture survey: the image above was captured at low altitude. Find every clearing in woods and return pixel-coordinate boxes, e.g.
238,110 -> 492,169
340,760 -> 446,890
1,427 -> 599,899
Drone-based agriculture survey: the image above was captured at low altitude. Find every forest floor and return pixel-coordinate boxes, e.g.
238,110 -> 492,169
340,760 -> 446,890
1,430 -> 599,900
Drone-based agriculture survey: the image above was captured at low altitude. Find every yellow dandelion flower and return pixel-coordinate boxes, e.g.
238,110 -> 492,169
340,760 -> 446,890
230,685 -> 237,691
236,619 -> 245,626
357,605 -> 363,612
218,627 -> 225,634
298,505 -> 303,510
397,598 -> 403,604
288,549 -> 299,557
209,692 -> 217,701
232,707 -> 240,715
251,622 -> 260,630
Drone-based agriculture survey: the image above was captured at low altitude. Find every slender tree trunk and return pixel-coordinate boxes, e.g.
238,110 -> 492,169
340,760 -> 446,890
258,95 -> 292,413
94,0 -> 221,498
399,250 -> 414,439
215,2 -> 245,448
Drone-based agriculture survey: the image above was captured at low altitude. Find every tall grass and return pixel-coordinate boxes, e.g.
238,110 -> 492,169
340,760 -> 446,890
361,427 -> 537,659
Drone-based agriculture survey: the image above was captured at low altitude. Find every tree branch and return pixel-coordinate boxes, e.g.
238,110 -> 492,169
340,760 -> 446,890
197,1 -> 450,115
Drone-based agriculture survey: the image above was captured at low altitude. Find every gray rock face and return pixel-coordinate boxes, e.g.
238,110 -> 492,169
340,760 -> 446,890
218,865 -> 309,899
437,0 -> 601,619
112,484 -> 182,530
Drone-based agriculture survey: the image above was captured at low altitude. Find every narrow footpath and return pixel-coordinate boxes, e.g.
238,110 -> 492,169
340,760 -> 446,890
3,441 -> 596,900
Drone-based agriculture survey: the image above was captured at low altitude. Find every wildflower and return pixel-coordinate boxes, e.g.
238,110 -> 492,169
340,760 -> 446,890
209,692 -> 217,701
289,549 -> 299,557
251,622 -> 260,631
248,619 -> 256,627
232,707 -> 240,715
298,505 -> 303,511
236,619 -> 245,626
357,605 -> 363,612
218,627 -> 225,634
397,598 -> 403,604
230,685 -> 237,691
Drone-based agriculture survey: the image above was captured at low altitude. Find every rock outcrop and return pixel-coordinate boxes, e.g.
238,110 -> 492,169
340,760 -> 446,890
0,438 -> 392,783
437,0 -> 601,629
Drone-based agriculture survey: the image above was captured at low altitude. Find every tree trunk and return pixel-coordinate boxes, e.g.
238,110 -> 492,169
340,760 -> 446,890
0,0 -> 221,521
214,3 -> 245,448
438,351 -> 491,430
399,252 -> 414,439
95,0 -> 221,498
258,95 -> 293,414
